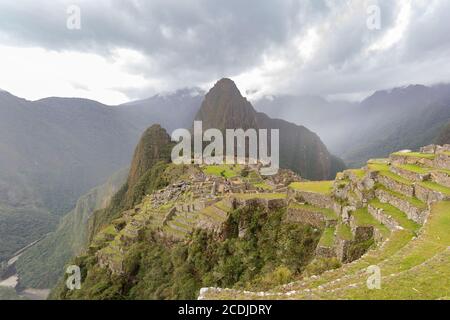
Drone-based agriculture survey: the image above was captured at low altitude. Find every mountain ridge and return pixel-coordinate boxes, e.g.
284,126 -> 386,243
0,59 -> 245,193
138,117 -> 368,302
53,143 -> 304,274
195,78 -> 344,180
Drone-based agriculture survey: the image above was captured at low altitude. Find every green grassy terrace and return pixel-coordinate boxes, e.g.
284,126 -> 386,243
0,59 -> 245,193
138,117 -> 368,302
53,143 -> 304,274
376,184 -> 427,209
369,199 -> 420,232
394,164 -> 430,174
289,202 -> 337,220
391,152 -> 436,160
202,164 -> 241,178
336,223 -> 352,240
418,181 -> 450,196
369,163 -> 413,186
318,227 -> 335,247
289,181 -> 334,194
352,208 -> 390,236
234,193 -> 287,200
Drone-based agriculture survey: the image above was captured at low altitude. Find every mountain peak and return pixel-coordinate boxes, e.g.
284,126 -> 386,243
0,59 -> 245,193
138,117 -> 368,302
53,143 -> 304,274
126,124 -> 173,194
212,78 -> 240,92
195,78 -> 258,131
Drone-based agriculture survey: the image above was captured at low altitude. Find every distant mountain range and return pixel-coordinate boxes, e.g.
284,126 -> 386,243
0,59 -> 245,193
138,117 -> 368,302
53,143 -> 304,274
2,79 -> 449,291
254,84 -> 450,166
0,89 -> 201,263
196,78 -> 344,180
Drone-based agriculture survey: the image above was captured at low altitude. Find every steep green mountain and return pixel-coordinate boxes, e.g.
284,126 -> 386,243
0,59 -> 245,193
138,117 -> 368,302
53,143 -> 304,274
51,115 -> 450,300
15,168 -> 128,289
195,79 -> 345,180
87,124 -> 175,240
0,89 -> 200,264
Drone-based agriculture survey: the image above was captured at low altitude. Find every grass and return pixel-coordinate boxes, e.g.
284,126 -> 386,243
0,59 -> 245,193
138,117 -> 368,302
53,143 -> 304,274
368,162 -> 390,172
418,181 -> 450,196
199,206 -> 226,222
319,201 -> 450,299
376,184 -> 427,209
289,202 -> 337,220
394,164 -> 430,175
392,152 -> 436,160
234,193 -> 287,200
369,199 -> 420,232
336,223 -> 353,240
350,169 -> 365,179
352,208 -> 389,233
369,163 -> 414,186
214,200 -> 233,212
253,182 -> 274,190
202,165 -> 240,178
102,225 -> 118,236
319,227 -> 335,247
289,181 -> 334,194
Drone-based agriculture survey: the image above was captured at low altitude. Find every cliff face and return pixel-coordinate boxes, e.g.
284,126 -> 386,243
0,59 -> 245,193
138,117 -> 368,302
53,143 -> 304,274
15,168 -> 128,289
195,78 -> 344,180
126,124 -> 173,191
88,124 -> 174,238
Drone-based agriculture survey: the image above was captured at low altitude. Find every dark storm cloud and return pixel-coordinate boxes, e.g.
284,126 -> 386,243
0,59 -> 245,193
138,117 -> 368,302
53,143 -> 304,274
0,0 -> 449,99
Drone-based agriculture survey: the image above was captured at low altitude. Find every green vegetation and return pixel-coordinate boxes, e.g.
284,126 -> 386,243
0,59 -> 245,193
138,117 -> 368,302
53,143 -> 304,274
369,163 -> 414,185
394,164 -> 430,174
352,208 -> 390,236
202,165 -> 240,178
350,169 -> 365,179
289,202 -> 337,220
54,205 -> 320,299
253,182 -> 274,190
0,287 -> 25,300
289,181 -> 334,194
319,227 -> 335,247
369,199 -> 420,232
336,223 -> 352,240
376,184 -> 427,209
234,193 -> 286,200
392,152 -> 436,160
0,205 -> 58,263
418,181 -> 450,196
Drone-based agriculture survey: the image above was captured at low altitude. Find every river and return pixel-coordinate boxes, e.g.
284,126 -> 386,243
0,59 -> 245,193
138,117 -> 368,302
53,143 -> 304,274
0,235 -> 50,300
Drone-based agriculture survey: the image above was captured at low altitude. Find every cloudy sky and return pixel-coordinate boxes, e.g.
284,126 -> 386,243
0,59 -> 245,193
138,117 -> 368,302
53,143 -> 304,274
0,0 -> 449,104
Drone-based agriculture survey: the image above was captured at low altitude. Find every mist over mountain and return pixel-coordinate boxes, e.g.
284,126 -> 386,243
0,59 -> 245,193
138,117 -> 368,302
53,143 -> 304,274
0,89 -> 200,263
254,83 -> 450,167
254,95 -> 359,150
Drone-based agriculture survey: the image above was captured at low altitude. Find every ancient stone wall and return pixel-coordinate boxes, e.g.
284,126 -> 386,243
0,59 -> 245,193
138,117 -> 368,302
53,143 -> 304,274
367,204 -> 399,231
431,171 -> 450,188
375,189 -> 427,224
377,175 -> 415,197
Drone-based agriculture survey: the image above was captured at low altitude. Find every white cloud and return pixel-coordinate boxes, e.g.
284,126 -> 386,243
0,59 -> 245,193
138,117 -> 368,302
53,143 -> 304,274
0,45 -> 150,105
0,0 -> 449,102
